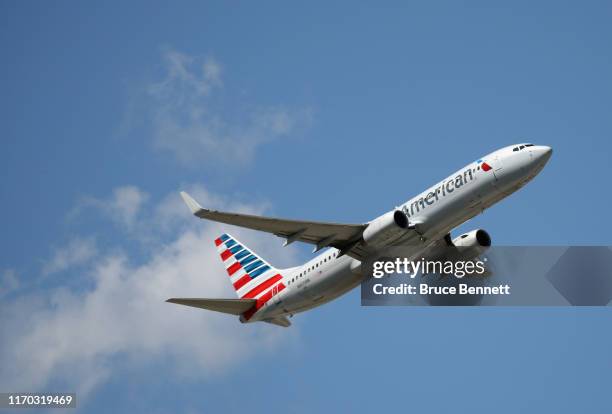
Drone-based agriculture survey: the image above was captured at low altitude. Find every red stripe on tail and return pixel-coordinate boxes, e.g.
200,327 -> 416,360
241,274 -> 282,299
227,261 -> 242,276
242,283 -> 285,320
220,249 -> 232,261
233,274 -> 251,290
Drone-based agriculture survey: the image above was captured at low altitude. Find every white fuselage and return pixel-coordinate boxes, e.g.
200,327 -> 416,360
248,144 -> 552,322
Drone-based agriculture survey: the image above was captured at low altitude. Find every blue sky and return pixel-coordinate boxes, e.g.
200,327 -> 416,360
1,1 -> 611,412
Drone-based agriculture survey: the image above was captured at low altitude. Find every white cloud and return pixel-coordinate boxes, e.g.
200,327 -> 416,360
132,48 -> 311,167
153,184 -> 228,233
0,269 -> 19,297
1,48 -> 314,398
72,184 -> 273,247
0,185 -> 301,395
75,186 -> 150,230
42,237 -> 98,275
109,186 -> 149,227
147,50 -> 222,101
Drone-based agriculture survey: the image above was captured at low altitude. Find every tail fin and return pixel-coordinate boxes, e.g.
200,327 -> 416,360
215,233 -> 286,300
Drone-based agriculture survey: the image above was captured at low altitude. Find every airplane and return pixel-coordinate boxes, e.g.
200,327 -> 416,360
167,143 -> 552,327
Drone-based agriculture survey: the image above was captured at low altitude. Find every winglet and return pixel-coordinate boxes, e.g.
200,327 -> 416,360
180,191 -> 203,214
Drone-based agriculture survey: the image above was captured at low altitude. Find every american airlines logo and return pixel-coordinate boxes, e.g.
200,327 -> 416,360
401,163 -> 487,218
478,159 -> 492,171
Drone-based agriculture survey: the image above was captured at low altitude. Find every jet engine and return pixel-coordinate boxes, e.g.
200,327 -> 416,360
363,210 -> 409,247
449,229 -> 492,261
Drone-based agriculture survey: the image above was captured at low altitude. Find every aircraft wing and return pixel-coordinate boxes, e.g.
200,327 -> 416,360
180,192 -> 367,258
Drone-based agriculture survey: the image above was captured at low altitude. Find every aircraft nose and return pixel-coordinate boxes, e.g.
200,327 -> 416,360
533,145 -> 553,164
527,145 -> 552,176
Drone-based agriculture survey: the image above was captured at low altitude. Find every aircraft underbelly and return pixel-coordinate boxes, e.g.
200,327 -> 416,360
265,259 -> 365,317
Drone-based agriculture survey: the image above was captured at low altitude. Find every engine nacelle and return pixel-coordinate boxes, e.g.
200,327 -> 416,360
363,210 -> 409,247
450,229 -> 492,260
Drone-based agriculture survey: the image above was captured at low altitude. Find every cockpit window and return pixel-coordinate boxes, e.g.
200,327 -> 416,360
513,144 -> 534,152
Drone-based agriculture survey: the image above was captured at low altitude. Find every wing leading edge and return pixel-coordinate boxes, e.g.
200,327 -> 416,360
180,191 -> 368,258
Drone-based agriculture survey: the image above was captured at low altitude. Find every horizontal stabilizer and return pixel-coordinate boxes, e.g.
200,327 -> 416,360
166,298 -> 256,315
263,316 -> 292,328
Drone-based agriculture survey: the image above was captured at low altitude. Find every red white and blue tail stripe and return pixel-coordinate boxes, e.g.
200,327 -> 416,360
215,233 -> 286,320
